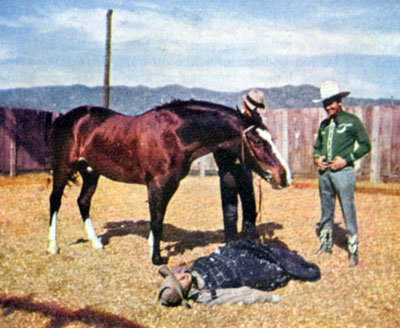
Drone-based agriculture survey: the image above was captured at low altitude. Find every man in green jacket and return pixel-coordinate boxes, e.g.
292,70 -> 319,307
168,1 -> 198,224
313,81 -> 371,267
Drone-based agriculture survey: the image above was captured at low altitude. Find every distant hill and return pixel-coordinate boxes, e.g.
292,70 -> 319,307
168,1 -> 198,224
0,84 -> 398,114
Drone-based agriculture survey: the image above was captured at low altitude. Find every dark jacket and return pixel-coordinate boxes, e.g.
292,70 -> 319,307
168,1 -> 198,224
189,241 -> 320,293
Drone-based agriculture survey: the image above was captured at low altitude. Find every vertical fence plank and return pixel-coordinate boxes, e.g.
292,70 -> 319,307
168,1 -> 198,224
379,107 -> 393,179
360,106 -> 374,178
305,107 -> 321,176
4,108 -> 17,176
391,107 -> 400,178
370,106 -> 381,182
0,108 -> 5,172
282,109 -> 289,165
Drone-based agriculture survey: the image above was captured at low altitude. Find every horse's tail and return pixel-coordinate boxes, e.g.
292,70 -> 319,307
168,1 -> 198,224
48,106 -> 91,184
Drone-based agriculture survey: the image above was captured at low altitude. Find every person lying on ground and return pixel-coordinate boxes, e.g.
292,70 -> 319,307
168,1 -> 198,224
157,240 -> 320,307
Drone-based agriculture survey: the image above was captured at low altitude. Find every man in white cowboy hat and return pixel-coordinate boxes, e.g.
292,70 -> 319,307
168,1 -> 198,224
313,80 -> 371,267
215,89 -> 268,244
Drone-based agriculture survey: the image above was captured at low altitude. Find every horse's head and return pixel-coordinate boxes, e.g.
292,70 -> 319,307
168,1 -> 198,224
241,125 -> 292,189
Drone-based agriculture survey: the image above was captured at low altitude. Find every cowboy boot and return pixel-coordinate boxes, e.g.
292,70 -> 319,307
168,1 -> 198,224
316,228 -> 333,254
347,234 -> 359,267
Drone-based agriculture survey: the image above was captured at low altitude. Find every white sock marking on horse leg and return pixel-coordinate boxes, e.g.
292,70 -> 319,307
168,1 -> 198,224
48,211 -> 59,254
148,231 -> 154,259
84,218 -> 103,249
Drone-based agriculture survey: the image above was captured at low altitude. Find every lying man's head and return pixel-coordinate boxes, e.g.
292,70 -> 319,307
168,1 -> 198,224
158,266 -> 192,308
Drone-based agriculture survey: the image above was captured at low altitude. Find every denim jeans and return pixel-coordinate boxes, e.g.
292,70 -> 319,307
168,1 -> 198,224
318,166 -> 357,236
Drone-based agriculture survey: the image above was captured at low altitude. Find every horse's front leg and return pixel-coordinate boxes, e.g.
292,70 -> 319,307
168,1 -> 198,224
147,195 -> 166,265
147,178 -> 180,265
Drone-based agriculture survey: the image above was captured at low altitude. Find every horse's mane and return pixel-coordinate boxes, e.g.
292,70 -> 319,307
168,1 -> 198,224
151,99 -> 256,123
159,99 -> 264,127
153,99 -> 232,113
88,106 -> 121,118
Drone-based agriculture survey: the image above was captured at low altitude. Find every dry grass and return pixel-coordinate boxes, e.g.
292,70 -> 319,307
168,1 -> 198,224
0,173 -> 399,328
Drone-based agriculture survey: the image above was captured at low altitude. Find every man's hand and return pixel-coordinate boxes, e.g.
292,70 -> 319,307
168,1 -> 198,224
315,156 -> 329,171
328,156 -> 347,171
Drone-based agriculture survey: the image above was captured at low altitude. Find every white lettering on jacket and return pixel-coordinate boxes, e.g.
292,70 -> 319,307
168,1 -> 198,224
336,123 -> 353,133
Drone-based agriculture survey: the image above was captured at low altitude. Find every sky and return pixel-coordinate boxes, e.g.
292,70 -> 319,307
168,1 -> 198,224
0,0 -> 399,99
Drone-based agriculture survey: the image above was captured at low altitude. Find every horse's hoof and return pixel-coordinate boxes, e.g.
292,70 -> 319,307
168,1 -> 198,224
91,238 -> 104,250
47,244 -> 59,255
152,255 -> 168,265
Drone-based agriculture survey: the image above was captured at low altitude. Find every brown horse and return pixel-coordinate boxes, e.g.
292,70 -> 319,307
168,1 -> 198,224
48,100 -> 291,264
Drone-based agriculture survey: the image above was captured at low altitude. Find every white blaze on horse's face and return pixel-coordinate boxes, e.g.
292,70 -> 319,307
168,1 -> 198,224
246,127 -> 292,188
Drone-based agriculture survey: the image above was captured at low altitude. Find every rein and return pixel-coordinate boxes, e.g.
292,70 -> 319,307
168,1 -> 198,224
256,177 -> 263,222
241,125 -> 263,222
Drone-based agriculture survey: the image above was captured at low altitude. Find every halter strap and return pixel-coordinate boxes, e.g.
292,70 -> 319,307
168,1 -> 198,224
241,125 -> 263,221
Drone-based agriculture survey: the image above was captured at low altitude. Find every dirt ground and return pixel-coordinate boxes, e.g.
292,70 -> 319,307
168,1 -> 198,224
0,173 -> 399,328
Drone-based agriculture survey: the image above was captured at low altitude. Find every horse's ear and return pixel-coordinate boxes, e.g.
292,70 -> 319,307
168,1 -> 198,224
235,106 -> 246,117
236,107 -> 254,124
249,113 -> 264,127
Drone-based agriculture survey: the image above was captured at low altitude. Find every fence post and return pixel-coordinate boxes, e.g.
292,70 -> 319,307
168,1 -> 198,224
103,9 -> 113,108
282,109 -> 289,165
370,106 -> 381,182
5,108 -> 17,176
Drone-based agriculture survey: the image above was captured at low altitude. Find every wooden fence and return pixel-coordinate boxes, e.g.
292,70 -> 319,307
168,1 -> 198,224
1,106 -> 399,182
0,108 -> 59,175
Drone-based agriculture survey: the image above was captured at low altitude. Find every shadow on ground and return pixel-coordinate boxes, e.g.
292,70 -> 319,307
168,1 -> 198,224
0,294 -> 142,328
99,219 -> 289,259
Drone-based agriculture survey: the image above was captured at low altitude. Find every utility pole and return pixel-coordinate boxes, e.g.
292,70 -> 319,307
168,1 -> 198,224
103,9 -> 113,108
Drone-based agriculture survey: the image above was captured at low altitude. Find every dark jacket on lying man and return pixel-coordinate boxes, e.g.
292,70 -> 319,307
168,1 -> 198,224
158,240 -> 321,307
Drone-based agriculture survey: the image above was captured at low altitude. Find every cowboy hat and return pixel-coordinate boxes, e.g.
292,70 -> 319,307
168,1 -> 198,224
243,89 -> 266,110
313,80 -> 350,103
157,266 -> 191,308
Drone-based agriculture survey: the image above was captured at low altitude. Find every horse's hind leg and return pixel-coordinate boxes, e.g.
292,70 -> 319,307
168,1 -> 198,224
77,167 -> 103,250
48,167 -> 71,254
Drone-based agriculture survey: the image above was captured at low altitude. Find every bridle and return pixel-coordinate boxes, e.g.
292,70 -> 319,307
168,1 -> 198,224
241,125 -> 272,182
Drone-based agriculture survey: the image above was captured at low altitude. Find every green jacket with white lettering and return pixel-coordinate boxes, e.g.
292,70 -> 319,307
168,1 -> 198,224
313,110 -> 371,166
